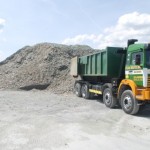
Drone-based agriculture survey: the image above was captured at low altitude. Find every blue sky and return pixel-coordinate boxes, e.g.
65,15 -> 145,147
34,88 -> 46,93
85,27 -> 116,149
0,0 -> 150,60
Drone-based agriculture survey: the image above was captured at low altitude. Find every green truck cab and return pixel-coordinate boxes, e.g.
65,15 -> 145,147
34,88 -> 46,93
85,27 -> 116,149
71,39 -> 150,115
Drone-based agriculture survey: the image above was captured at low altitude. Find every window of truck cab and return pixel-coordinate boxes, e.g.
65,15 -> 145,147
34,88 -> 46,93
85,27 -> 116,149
131,51 -> 143,66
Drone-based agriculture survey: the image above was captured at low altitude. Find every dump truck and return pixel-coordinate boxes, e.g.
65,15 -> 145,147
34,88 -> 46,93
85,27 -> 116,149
71,39 -> 150,115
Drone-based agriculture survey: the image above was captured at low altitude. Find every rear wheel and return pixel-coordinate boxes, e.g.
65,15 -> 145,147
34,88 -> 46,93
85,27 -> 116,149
103,88 -> 117,108
121,90 -> 139,115
74,83 -> 82,97
81,84 -> 90,99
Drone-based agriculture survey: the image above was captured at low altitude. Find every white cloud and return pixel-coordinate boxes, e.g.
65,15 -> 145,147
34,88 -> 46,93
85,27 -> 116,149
0,18 -> 5,33
62,12 -> 150,49
62,34 -> 103,45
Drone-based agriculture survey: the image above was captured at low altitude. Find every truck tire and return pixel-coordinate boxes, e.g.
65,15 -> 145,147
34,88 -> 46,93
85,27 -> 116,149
74,83 -> 82,97
81,84 -> 90,99
121,90 -> 139,115
103,88 -> 117,108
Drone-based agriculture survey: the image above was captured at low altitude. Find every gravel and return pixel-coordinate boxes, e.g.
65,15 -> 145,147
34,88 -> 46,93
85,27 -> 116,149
0,90 -> 150,150
0,43 -> 95,93
0,43 -> 150,150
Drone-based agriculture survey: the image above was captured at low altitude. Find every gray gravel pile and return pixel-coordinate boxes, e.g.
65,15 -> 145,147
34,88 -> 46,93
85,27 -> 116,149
0,43 -> 95,93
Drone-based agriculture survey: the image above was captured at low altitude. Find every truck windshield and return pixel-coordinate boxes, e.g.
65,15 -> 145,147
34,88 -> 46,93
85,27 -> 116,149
146,50 -> 150,67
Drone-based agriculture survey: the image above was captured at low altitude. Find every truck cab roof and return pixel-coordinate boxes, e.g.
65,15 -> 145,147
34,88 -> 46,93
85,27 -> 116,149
128,43 -> 146,52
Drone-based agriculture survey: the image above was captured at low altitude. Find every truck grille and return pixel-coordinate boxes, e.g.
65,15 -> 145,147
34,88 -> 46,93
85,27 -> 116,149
148,76 -> 150,87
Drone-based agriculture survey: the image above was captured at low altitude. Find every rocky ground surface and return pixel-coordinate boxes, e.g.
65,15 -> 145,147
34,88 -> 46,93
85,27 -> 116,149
0,90 -> 150,150
0,43 -> 150,150
0,43 -> 95,93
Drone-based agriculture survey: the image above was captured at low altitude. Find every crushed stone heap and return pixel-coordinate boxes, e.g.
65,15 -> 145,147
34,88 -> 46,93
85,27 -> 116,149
0,43 -> 95,93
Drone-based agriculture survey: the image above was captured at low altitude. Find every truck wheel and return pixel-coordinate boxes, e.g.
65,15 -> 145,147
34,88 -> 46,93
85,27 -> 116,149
81,84 -> 90,99
103,88 -> 117,108
121,90 -> 139,115
74,83 -> 82,97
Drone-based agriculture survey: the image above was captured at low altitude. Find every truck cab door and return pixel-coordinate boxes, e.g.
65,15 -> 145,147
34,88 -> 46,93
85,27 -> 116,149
125,51 -> 143,86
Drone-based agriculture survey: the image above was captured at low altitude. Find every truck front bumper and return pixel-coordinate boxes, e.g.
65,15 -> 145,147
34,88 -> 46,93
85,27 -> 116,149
136,88 -> 150,100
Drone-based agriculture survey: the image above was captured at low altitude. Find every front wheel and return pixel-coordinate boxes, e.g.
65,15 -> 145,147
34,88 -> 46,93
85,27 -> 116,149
103,88 -> 117,108
121,90 -> 139,115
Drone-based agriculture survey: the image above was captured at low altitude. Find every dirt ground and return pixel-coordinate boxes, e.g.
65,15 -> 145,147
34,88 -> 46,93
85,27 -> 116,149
0,90 -> 150,150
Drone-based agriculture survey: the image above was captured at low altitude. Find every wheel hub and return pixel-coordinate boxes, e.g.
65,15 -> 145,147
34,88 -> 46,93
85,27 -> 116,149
75,86 -> 79,95
105,92 -> 111,104
82,92 -> 86,97
81,86 -> 86,98
123,96 -> 132,111
75,91 -> 79,95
